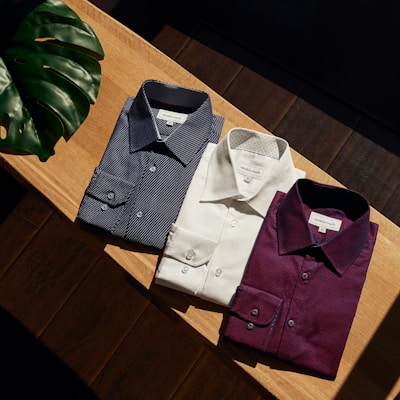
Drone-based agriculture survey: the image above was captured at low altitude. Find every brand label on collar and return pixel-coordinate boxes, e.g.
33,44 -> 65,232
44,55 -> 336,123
157,109 -> 188,125
237,163 -> 265,180
308,211 -> 342,234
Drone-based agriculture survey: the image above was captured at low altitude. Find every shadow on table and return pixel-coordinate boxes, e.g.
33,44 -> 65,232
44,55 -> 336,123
108,0 -> 400,155
0,306 -> 100,399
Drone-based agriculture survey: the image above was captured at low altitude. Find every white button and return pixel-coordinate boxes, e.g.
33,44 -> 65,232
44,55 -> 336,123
149,165 -> 156,172
107,191 -> 115,200
302,272 -> 309,280
185,250 -> 194,260
101,203 -> 109,211
136,211 -> 143,218
215,268 -> 222,277
247,322 -> 254,330
251,308 -> 259,316
182,266 -> 189,274
231,220 -> 237,227
288,319 -> 295,327
244,175 -> 252,183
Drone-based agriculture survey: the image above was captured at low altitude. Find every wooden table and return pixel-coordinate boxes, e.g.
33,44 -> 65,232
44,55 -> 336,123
1,1 -> 399,399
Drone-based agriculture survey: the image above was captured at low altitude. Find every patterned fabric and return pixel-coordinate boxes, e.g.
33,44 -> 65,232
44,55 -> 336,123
223,178 -> 379,378
155,127 -> 305,306
77,79 -> 224,249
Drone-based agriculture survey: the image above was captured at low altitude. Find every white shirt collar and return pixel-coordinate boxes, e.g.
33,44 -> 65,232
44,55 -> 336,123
201,128 -> 300,216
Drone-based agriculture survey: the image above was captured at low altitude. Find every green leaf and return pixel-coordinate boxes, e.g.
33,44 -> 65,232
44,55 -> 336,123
0,0 -> 104,161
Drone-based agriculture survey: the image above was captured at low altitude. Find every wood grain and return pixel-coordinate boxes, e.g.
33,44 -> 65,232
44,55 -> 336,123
274,85 -> 359,170
1,1 -> 399,399
0,191 -> 52,277
328,128 -> 400,211
0,211 -> 98,335
91,302 -> 205,399
40,257 -> 150,383
224,66 -> 303,132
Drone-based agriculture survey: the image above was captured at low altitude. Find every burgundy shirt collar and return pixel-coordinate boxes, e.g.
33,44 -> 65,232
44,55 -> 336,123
277,179 -> 371,276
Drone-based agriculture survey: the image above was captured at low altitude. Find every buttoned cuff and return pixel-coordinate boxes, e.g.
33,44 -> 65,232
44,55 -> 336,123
77,167 -> 135,231
85,168 -> 134,206
155,224 -> 218,295
224,284 -> 282,351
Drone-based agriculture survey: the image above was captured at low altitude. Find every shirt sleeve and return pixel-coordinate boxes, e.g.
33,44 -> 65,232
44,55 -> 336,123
155,223 -> 218,295
224,283 -> 283,351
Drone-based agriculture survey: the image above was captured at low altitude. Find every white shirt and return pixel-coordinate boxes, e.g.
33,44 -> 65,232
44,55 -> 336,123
154,127 -> 305,306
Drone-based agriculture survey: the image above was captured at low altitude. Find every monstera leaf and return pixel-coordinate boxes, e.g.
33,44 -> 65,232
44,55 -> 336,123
0,0 -> 104,161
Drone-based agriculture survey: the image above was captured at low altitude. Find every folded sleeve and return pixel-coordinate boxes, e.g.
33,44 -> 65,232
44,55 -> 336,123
77,167 -> 135,232
155,223 -> 218,294
224,284 -> 282,351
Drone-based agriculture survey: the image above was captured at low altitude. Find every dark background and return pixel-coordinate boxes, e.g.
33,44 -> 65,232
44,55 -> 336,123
111,0 -> 400,136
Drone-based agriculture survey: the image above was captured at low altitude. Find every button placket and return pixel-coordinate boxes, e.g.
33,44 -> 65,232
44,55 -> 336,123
136,210 -> 143,218
301,272 -> 309,280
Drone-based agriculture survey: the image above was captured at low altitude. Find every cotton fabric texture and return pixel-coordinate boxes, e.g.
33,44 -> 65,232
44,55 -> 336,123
155,127 -> 305,306
77,79 -> 224,249
223,178 -> 379,378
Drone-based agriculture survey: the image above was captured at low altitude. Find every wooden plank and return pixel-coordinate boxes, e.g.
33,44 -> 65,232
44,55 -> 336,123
173,349 -> 273,400
91,302 -> 206,399
274,85 -> 360,170
89,0 -> 119,13
175,39 -> 243,94
383,184 -> 400,226
0,191 -> 52,277
41,257 -> 150,384
0,307 -> 98,399
224,65 -> 303,131
327,126 -> 400,214
150,25 -> 192,59
0,212 -> 98,335
0,166 -> 26,224
1,2 -> 399,399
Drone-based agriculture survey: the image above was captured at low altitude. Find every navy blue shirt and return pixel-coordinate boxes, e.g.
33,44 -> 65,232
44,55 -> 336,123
77,80 -> 224,249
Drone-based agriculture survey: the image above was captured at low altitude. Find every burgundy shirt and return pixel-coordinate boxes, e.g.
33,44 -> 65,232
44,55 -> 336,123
223,179 -> 378,378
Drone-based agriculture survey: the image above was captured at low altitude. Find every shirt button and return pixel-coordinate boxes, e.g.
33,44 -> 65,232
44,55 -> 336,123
101,203 -> 109,211
182,266 -> 189,274
247,322 -> 254,330
215,268 -> 222,277
302,272 -> 309,280
107,191 -> 115,200
136,211 -> 143,218
251,308 -> 259,316
288,319 -> 295,327
231,220 -> 237,227
185,250 -> 194,260
244,175 -> 252,183
149,165 -> 156,172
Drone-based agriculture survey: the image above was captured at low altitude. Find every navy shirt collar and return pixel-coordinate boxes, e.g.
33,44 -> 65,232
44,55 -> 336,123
277,179 -> 371,275
127,79 -> 214,166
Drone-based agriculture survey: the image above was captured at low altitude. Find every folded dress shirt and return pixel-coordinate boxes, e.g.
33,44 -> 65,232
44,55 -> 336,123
155,127 -> 305,306
77,79 -> 224,249
223,178 -> 379,378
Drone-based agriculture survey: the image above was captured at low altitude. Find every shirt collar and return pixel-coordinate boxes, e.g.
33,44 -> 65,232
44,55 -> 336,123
277,179 -> 371,275
201,128 -> 299,216
127,79 -> 214,165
